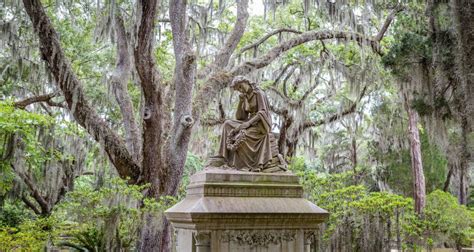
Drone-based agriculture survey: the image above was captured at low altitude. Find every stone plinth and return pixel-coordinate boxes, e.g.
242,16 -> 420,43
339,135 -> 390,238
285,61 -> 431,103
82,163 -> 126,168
165,169 -> 329,252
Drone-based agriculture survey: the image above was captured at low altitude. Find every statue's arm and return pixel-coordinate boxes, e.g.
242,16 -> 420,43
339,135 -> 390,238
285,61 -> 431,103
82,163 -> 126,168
237,92 -> 268,130
236,113 -> 260,131
254,90 -> 271,132
235,96 -> 248,120
246,113 -> 261,125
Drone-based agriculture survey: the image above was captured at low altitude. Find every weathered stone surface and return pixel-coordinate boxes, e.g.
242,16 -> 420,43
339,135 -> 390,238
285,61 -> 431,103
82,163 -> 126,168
165,169 -> 328,252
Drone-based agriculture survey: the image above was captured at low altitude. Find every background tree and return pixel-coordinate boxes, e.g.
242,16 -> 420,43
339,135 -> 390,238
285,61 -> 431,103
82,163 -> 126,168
0,0 -> 472,251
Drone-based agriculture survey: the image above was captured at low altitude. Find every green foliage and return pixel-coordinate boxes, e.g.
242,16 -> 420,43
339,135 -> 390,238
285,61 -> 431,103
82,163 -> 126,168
382,32 -> 432,78
54,176 -> 151,250
155,30 -> 176,77
293,158 -> 473,250
0,216 -> 60,251
178,153 -> 204,199
351,192 -> 413,216
0,101 -> 86,195
0,175 -> 179,251
287,156 -> 308,173
0,101 -> 52,194
372,130 -> 447,196
1,1 -> 471,251
412,97 -> 452,120
369,99 -> 448,197
331,42 -> 363,67
296,167 -> 413,249
0,200 -> 33,228
403,190 -> 474,249
0,101 -> 52,133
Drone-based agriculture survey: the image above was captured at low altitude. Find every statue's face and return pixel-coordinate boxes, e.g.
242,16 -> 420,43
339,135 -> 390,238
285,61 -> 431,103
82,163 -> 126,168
233,81 -> 250,93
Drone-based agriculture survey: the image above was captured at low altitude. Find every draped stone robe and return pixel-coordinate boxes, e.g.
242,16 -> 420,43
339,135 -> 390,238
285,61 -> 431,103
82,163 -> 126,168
218,88 -> 273,170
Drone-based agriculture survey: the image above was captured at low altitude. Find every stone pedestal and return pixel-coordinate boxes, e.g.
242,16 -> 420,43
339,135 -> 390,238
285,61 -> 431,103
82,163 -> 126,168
165,169 -> 328,252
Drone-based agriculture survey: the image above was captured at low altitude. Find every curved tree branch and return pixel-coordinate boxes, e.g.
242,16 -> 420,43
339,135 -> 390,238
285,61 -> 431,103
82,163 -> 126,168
201,117 -> 225,127
22,0 -> 140,183
45,99 -> 66,108
134,0 -> 163,190
112,11 -> 141,163
267,86 -> 292,104
299,64 -> 325,102
272,61 -> 298,86
213,0 -> 249,68
231,30 -> 380,76
14,91 -> 60,109
165,0 -> 197,197
303,85 -> 368,129
194,30 -> 379,121
197,0 -> 249,78
267,64 -> 323,108
13,164 -> 50,215
303,103 -> 358,129
21,195 -> 41,215
282,65 -> 297,98
235,28 -> 302,57
374,4 -> 405,42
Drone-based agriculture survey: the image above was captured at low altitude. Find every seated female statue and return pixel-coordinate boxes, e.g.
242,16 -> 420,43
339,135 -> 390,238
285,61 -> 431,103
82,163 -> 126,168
211,76 -> 286,172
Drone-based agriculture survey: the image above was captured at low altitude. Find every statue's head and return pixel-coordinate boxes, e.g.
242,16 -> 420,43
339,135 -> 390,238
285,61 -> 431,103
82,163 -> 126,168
231,76 -> 254,94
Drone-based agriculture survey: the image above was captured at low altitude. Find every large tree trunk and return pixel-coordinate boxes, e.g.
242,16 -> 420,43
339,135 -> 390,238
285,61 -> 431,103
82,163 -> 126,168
133,1 -> 169,251
452,0 -> 474,131
278,110 -> 292,156
22,0 -> 140,183
351,137 -> 357,171
111,12 -> 141,163
443,164 -> 454,192
406,105 -> 426,214
459,119 -> 470,204
452,0 -> 474,205
21,1 -> 403,251
286,139 -> 298,158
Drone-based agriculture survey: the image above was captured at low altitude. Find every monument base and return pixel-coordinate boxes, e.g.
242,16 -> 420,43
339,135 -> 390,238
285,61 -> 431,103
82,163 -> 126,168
165,168 -> 328,252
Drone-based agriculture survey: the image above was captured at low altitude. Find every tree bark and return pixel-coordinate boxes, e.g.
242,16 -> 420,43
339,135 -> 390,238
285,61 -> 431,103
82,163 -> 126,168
406,104 -> 426,214
278,110 -> 292,156
374,5 -> 404,42
213,0 -> 249,68
193,30 -> 380,122
459,119 -> 470,204
165,0 -> 196,197
232,28 -> 302,60
351,137 -> 357,170
133,1 -> 168,251
22,0 -> 140,183
443,164 -> 454,192
452,0 -> 474,130
111,12 -> 141,163
452,0 -> 474,205
14,91 -> 60,109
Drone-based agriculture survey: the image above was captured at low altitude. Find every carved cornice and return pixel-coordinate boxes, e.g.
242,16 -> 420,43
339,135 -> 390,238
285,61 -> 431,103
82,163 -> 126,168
220,230 -> 296,247
187,183 -> 303,198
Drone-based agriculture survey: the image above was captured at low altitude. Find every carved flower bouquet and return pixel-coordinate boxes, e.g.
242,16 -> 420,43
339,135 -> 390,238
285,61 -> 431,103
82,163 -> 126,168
226,129 -> 247,151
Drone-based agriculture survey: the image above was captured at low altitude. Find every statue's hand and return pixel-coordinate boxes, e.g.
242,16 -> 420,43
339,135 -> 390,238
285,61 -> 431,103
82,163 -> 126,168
237,122 -> 251,131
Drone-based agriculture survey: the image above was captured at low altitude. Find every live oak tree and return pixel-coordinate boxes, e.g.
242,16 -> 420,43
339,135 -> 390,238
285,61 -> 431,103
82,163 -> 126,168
383,0 -> 474,210
15,0 -> 407,250
1,100 -> 85,217
0,0 -> 472,251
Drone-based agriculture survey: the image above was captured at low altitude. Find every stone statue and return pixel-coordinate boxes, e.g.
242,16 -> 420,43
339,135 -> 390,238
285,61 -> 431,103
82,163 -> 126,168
208,76 -> 287,172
